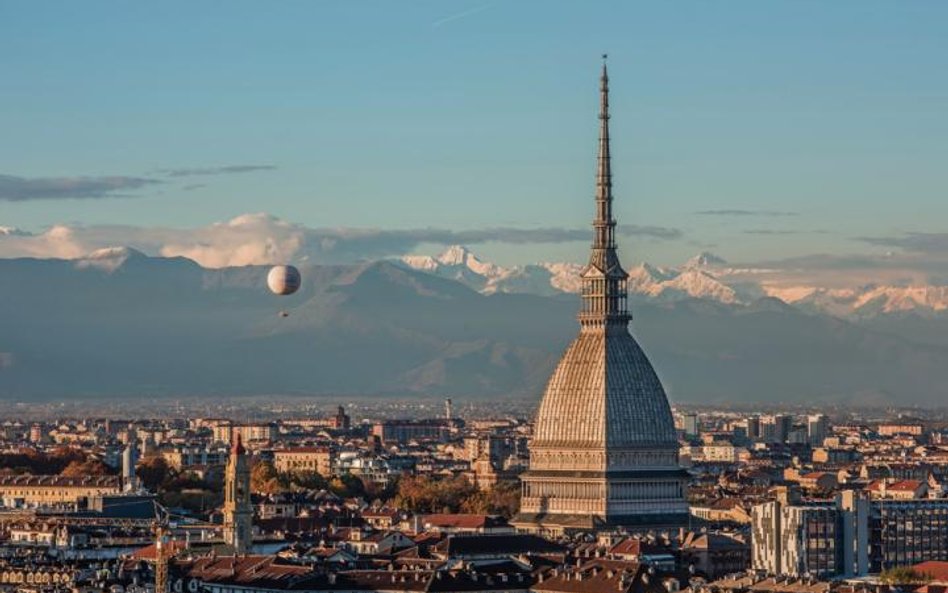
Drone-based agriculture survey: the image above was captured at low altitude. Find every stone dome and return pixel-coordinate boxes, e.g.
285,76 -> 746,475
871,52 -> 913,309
533,328 -> 678,450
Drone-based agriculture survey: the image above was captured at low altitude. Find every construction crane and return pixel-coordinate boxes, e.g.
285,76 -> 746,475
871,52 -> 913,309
152,501 -> 173,593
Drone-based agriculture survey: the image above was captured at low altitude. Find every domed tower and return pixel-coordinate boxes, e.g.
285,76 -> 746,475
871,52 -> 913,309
512,59 -> 688,535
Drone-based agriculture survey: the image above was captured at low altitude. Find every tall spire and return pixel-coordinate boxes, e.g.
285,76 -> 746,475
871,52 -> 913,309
579,55 -> 629,330
595,54 -> 614,251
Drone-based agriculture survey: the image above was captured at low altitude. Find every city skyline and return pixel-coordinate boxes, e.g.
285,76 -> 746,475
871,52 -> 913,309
2,4 -> 947,589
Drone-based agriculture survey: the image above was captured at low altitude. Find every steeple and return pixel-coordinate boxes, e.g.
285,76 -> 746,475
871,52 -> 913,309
223,428 -> 252,553
595,55 -> 614,250
579,55 -> 629,330
231,430 -> 245,455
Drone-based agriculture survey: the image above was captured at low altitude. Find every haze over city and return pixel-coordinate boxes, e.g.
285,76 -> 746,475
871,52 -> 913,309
2,2 -> 948,407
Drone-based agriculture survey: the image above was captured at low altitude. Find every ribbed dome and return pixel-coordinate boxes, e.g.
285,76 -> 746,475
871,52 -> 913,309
533,328 -> 678,449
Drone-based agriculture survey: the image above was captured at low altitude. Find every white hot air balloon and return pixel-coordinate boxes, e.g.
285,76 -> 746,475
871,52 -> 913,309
267,265 -> 301,296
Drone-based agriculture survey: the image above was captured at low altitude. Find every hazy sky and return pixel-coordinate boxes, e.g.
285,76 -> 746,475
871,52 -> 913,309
2,1 -> 946,267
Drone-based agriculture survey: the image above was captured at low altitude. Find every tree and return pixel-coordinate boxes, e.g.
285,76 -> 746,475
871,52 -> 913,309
486,480 -> 521,518
395,475 -> 478,513
0,447 -> 88,475
137,456 -> 173,491
364,476 -> 399,503
47,447 -> 86,473
251,461 -> 284,494
60,458 -> 112,477
288,471 -> 328,492
460,490 -> 491,514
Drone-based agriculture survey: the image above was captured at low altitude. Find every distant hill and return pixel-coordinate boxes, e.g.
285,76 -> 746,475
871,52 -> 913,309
1,250 -> 947,406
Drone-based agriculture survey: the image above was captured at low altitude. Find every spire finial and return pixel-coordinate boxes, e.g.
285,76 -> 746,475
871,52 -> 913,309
231,430 -> 245,455
579,57 -> 629,330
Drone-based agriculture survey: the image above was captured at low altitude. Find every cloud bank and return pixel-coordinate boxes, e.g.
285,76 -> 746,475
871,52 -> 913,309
696,209 -> 799,217
0,164 -> 276,201
0,174 -> 161,201
856,232 -> 948,254
0,213 -> 682,268
157,165 -> 277,177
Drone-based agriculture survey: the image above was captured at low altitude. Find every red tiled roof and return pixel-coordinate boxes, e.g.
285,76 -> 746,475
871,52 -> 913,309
915,561 -> 948,583
181,555 -> 313,588
424,514 -> 504,529
867,479 -> 922,492
609,539 -> 642,556
131,540 -> 188,561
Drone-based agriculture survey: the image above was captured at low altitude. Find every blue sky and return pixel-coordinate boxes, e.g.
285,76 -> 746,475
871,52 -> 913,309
1,0 -> 946,267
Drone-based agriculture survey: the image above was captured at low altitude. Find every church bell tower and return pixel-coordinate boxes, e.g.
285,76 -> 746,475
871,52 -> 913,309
223,431 -> 253,553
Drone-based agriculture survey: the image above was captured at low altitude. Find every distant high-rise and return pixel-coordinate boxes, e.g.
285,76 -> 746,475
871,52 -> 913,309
28,423 -> 46,444
122,442 -> 138,492
807,414 -> 829,446
761,414 -> 792,444
683,413 -> 700,438
333,405 -> 351,430
747,416 -> 761,441
512,59 -> 688,535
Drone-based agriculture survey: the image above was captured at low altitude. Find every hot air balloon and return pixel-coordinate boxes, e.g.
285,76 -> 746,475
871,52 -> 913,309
267,265 -> 301,296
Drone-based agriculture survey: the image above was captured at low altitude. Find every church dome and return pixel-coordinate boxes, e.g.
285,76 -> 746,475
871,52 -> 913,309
533,329 -> 678,449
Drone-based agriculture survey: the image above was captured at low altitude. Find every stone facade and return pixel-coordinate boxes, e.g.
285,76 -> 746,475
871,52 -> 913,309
0,475 -> 120,507
273,447 -> 334,476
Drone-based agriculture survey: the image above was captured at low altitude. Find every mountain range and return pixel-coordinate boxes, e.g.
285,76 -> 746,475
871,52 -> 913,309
1,246 -> 947,406
401,246 -> 948,318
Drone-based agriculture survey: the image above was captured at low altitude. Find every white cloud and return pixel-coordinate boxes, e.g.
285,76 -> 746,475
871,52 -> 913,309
159,214 -> 306,268
0,213 -> 683,268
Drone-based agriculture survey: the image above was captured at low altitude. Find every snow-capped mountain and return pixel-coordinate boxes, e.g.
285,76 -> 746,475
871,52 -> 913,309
769,285 -> 948,317
399,245 -> 948,317
683,251 -> 728,270
401,245 -> 502,291
400,246 -> 582,296
400,245 -> 741,302
75,246 -> 147,272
